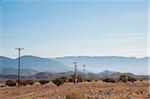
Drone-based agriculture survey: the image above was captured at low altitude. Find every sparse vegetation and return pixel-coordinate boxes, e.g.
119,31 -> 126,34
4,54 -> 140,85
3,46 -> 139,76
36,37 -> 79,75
19,80 -> 35,86
39,80 -> 49,85
5,80 -> 16,87
68,78 -> 74,82
1,80 -> 149,99
118,75 -> 127,82
103,78 -> 116,83
52,76 -> 67,86
119,75 -> 137,83
77,76 -> 83,82
0,85 -> 5,87
86,79 -> 92,82
69,75 -> 85,83
127,76 -> 137,82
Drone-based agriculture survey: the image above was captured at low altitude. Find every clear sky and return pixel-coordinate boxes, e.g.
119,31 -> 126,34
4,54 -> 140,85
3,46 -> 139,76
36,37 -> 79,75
0,0 -> 148,58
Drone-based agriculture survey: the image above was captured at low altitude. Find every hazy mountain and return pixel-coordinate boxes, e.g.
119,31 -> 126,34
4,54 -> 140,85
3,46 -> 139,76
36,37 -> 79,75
31,72 -> 59,80
97,70 -> 119,77
1,69 -> 149,81
0,56 -> 14,68
55,56 -> 149,74
0,55 -> 149,75
0,55 -> 70,73
0,68 -> 38,76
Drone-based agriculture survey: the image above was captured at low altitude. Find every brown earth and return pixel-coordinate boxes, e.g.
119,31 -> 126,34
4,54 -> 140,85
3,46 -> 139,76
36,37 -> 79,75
0,80 -> 149,99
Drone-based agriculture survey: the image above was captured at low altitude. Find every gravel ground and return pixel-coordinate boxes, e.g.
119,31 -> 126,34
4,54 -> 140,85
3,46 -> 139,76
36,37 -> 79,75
0,80 -> 149,99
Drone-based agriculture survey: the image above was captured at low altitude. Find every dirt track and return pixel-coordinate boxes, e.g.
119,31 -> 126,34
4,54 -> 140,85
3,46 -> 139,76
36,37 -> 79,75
0,80 -> 149,99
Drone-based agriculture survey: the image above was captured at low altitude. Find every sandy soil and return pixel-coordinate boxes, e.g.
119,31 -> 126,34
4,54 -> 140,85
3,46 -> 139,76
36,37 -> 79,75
0,80 -> 149,99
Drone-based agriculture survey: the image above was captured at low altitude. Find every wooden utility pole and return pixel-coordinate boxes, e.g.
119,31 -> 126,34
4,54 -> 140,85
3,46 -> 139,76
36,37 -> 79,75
15,48 -> 23,87
73,62 -> 78,83
83,65 -> 86,82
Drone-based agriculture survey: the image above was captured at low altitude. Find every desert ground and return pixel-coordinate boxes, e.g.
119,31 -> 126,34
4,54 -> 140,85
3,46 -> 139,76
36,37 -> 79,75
0,80 -> 149,99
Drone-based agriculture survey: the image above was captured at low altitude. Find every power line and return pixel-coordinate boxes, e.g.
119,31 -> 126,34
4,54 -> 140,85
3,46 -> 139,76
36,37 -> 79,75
15,48 -> 23,87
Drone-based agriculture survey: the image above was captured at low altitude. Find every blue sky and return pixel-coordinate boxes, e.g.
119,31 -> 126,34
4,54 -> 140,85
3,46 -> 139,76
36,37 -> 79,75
0,0 -> 148,58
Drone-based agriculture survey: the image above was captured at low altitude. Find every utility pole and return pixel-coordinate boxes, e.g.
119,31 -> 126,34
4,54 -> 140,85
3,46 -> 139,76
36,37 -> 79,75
83,65 -> 86,82
105,70 -> 108,78
73,62 -> 78,83
64,71 -> 68,83
15,48 -> 23,87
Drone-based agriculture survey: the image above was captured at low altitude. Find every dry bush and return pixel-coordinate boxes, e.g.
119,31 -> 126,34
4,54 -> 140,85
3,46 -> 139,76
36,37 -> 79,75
68,75 -> 92,82
103,78 -> 116,83
68,78 -> 74,82
94,80 -> 98,82
52,76 -> 67,86
19,80 -> 35,86
0,82 -> 6,87
69,75 -> 85,82
66,92 -> 83,99
0,85 -> 5,87
77,76 -> 83,82
86,79 -> 92,82
39,80 -> 49,85
119,75 -> 137,83
118,75 -> 127,82
5,80 -> 16,87
127,76 -> 137,82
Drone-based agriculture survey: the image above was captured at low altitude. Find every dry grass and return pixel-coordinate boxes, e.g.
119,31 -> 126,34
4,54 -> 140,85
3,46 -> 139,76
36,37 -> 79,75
0,80 -> 149,99
65,92 -> 83,99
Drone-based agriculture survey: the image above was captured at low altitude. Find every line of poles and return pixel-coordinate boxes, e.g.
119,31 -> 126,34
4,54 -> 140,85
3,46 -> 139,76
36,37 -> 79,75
73,62 -> 86,83
14,47 -> 87,86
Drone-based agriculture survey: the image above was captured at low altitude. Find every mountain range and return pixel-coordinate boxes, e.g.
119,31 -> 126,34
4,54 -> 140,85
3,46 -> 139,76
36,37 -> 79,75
0,69 -> 149,81
0,55 -> 149,75
55,56 -> 149,74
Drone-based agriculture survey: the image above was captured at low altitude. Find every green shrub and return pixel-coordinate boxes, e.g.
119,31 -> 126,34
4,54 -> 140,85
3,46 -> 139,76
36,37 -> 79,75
5,80 -> 16,87
39,80 -> 49,85
66,92 -> 83,99
103,78 -> 116,83
52,76 -> 67,86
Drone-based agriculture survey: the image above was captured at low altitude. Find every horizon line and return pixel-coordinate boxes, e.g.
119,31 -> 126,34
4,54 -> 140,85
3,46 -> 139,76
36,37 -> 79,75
0,54 -> 149,59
